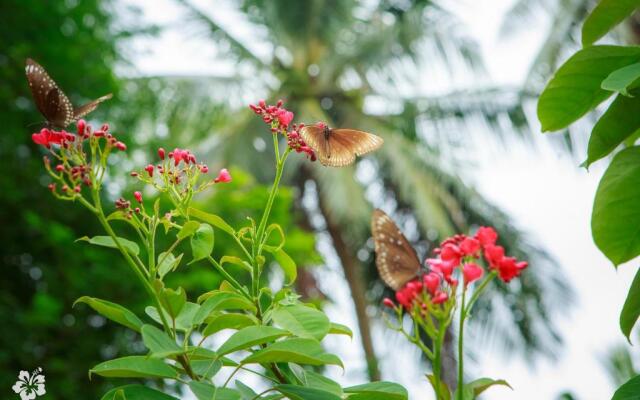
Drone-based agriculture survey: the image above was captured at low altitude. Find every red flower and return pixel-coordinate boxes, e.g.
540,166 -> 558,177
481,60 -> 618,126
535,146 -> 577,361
475,226 -> 498,247
276,109 -> 294,127
440,243 -> 462,266
32,128 -> 73,148
432,291 -> 448,304
426,258 -> 456,278
395,290 -> 412,309
484,244 -> 505,268
423,272 -> 440,295
462,263 -> 484,286
133,191 -> 143,203
170,148 -> 195,166
158,147 -> 165,160
144,164 -> 154,177
459,237 -> 480,256
383,298 -> 395,309
77,119 -> 86,136
496,257 -> 528,282
214,168 -> 232,183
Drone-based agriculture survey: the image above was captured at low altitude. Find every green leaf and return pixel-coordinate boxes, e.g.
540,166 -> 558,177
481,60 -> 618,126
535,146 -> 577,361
263,223 -> 286,252
328,322 -> 353,338
220,255 -> 252,273
190,224 -> 214,262
621,267 -> 640,341
234,381 -> 258,399
202,313 -> 258,338
77,235 -> 140,256
157,252 -> 183,279
592,146 -> 640,265
191,359 -> 222,379
582,0 -> 640,46
73,296 -> 143,332
242,338 -> 343,367
271,304 -> 330,341
157,285 -> 186,319
194,292 -> 256,325
612,375 -> 640,400
426,375 -> 451,400
302,370 -> 343,396
465,378 -> 512,397
274,384 -> 341,400
217,325 -> 289,356
272,249 -> 297,284
189,382 -> 241,400
100,385 -> 179,400
537,45 -> 640,132
145,302 -> 200,332
585,94 -> 640,166
602,63 -> 640,96
90,356 -> 177,379
141,324 -> 184,358
344,381 -> 409,400
189,207 -> 235,235
178,220 -> 201,240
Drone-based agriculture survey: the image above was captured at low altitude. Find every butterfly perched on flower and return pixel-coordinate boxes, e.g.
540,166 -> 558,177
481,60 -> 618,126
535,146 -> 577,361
25,58 -> 112,128
300,122 -> 383,167
371,209 -> 422,290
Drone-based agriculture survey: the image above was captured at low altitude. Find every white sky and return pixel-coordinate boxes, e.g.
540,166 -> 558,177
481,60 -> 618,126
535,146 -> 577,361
123,1 -> 639,399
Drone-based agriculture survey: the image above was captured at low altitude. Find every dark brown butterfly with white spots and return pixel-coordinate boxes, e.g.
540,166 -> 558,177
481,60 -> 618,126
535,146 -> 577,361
371,209 -> 422,290
300,123 -> 383,167
25,58 -> 112,128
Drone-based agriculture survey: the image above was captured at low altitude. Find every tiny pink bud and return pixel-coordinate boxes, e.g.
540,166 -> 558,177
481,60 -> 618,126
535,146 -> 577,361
77,119 -> 86,136
158,147 -> 165,160
383,298 -> 395,309
134,207 -> 140,214
74,186 -> 81,193
55,164 -> 65,172
144,164 -> 154,177
133,191 -> 143,203
115,141 -> 127,151
130,171 -> 139,177
214,168 -> 232,183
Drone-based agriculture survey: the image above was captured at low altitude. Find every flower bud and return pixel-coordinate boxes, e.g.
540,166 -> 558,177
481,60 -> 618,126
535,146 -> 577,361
115,141 -> 127,151
382,298 -> 395,309
214,168 -> 232,183
77,119 -> 86,136
145,164 -> 154,177
158,147 -> 165,160
133,191 -> 142,203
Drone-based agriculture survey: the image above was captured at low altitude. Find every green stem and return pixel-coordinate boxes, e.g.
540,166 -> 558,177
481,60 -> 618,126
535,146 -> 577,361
206,256 -> 251,299
433,319 -> 447,400
457,287 -> 467,400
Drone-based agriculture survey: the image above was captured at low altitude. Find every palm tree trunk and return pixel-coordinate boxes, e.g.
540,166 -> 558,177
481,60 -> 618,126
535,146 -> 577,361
315,186 -> 381,381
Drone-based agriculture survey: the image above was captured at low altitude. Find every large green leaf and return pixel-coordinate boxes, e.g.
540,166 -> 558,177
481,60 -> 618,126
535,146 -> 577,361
157,252 -> 183,279
271,304 -> 330,340
189,207 -> 235,235
191,359 -> 223,379
537,46 -> 640,132
73,296 -> 143,332
217,325 -> 289,356
141,324 -> 184,358
344,382 -> 409,400
328,322 -> 353,338
190,223 -> 214,262
202,313 -> 258,338
188,382 -> 241,400
77,235 -> 140,256
582,0 -> 640,46
612,375 -> 640,400
274,384 -> 341,400
601,63 -> 640,96
157,285 -> 187,319
302,370 -> 343,396
592,146 -> 640,265
178,220 -> 201,240
621,267 -> 640,341
585,94 -> 640,166
194,291 -> 256,325
90,356 -> 177,379
241,338 -> 342,367
100,385 -> 179,400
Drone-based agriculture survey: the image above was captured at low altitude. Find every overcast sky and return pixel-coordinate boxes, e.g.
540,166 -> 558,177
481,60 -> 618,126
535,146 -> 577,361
123,1 -> 638,399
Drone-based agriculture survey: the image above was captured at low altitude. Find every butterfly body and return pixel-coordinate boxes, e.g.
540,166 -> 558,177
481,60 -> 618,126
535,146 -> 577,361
25,58 -> 112,128
300,124 -> 383,167
371,209 -> 422,290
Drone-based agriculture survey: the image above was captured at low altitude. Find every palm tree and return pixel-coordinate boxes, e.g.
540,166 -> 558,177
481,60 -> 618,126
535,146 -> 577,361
125,0 -> 573,383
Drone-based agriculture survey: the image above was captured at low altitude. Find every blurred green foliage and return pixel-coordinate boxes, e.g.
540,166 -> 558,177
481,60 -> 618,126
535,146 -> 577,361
0,1 -> 319,398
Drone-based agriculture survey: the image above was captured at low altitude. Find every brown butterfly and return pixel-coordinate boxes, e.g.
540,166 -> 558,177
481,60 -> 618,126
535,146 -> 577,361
25,58 -> 112,128
300,123 -> 383,167
371,209 -> 422,290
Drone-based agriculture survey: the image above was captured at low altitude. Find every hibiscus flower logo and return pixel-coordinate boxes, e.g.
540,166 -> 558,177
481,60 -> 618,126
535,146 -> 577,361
12,367 -> 46,400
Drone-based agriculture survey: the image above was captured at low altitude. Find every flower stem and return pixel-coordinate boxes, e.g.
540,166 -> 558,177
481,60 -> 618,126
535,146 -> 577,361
433,318 -> 447,400
457,286 -> 467,400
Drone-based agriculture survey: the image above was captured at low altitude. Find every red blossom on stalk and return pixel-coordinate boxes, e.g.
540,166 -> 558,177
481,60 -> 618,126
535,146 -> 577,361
133,191 -> 143,203
462,263 -> 484,286
214,168 -> 232,183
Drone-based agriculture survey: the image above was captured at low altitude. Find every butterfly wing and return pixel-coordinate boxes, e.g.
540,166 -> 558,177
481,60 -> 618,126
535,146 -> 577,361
371,209 -> 421,290
74,93 -> 113,120
25,58 -> 74,127
300,126 -> 383,167
331,129 -> 383,157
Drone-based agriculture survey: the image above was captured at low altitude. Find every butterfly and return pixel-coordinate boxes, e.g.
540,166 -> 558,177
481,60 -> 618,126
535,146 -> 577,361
300,123 -> 383,167
371,209 -> 422,290
25,58 -> 112,128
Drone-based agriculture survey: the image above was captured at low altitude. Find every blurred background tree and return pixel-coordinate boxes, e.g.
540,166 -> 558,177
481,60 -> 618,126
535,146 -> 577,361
1,0 -> 584,397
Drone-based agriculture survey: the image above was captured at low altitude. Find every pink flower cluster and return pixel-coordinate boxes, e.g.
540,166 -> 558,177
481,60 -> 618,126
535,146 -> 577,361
249,100 -> 315,161
384,227 -> 528,311
32,120 -> 126,151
